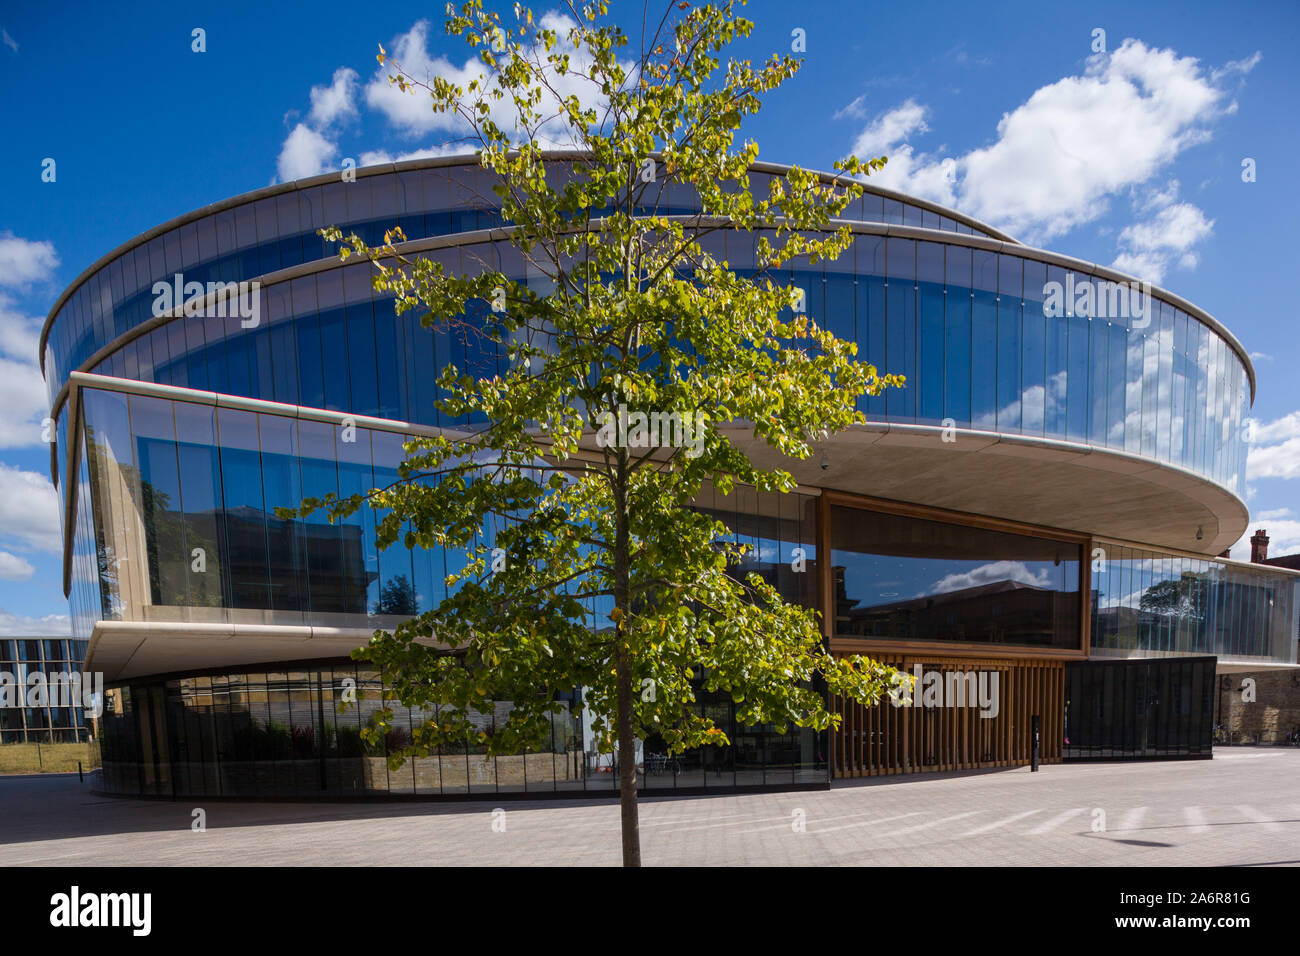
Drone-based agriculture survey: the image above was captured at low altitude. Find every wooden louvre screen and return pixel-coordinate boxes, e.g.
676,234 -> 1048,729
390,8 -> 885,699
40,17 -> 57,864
830,655 -> 1065,777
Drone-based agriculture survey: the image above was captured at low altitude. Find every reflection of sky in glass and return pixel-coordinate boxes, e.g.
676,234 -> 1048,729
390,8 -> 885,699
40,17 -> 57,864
836,554 -> 1074,608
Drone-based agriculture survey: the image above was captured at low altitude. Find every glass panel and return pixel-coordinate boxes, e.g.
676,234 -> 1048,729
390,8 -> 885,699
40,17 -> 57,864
216,407 -> 269,608
943,244 -> 971,427
830,504 -> 1081,649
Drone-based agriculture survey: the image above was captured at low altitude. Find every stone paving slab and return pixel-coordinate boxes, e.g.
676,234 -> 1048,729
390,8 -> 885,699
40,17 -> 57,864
0,749 -> 1297,866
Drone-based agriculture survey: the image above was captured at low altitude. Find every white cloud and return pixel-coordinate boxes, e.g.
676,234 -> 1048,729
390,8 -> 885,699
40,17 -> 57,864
0,464 -> 61,553
850,99 -> 928,157
1227,507 -> 1300,563
1242,409 -> 1300,488
1111,201 -> 1214,284
0,233 -> 59,290
930,560 -> 1052,595
276,123 -> 340,182
364,15 -> 629,150
1,29 -> 16,53
1133,178 -> 1181,214
1247,435 -> 1300,481
276,14 -> 625,182
851,40 -> 1256,249
0,261 -> 56,447
1249,411 -> 1300,445
274,69 -> 357,184
0,609 -> 70,637
0,355 -> 49,448
833,94 -> 869,121
357,142 -> 477,166
0,551 -> 34,580
0,292 -> 44,364
308,67 -> 360,127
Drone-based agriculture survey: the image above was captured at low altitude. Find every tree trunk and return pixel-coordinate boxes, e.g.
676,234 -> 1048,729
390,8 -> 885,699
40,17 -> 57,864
616,646 -> 641,866
612,450 -> 641,866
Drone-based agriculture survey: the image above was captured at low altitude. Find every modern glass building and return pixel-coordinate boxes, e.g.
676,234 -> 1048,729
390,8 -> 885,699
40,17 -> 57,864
43,153 -> 1300,797
0,638 -> 93,743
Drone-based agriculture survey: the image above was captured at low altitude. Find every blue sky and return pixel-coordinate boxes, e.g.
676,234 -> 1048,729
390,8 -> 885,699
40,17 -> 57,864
1,0 -> 1298,633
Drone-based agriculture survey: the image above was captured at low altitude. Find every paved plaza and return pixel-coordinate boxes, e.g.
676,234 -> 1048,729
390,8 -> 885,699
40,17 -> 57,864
1,749 -> 1297,866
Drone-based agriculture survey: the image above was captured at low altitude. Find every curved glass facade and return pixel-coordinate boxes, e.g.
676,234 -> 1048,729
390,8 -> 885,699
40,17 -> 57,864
1091,542 -> 1298,663
54,242 -> 1249,497
48,157 -> 1293,798
41,160 -> 1005,404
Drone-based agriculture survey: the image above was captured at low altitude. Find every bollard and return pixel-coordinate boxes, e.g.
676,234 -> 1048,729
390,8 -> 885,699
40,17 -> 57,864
78,761 -> 83,782
1031,714 -> 1040,772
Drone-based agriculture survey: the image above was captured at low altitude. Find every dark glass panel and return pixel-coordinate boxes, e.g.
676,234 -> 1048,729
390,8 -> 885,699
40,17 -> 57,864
172,402 -> 224,609
215,407 -> 270,608
830,504 -> 1081,649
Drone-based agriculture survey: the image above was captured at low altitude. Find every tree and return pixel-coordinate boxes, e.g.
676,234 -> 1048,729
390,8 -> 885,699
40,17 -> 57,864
373,574 -> 420,616
298,0 -> 908,866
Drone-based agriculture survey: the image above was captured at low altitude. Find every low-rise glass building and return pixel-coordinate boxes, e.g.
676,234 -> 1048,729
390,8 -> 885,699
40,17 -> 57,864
0,638 -> 93,743
43,154 -> 1299,797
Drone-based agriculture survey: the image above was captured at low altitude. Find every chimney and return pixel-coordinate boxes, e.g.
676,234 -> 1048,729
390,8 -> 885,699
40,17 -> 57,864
1250,528 -> 1270,564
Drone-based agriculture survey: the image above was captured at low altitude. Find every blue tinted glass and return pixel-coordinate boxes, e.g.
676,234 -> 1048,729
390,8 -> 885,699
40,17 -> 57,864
295,420 -> 350,614
130,394 -> 186,606
316,269 -> 349,413
216,408 -> 269,608
257,414 -> 306,614
266,282 -> 299,405
1088,312 -> 1109,445
420,168 -> 452,235
254,198 -> 281,276
970,251 -> 997,430
370,430 -> 414,615
276,193 -> 305,268
1107,319 -> 1127,451
336,427 -> 377,613
173,402 -> 223,609
1021,260 -> 1047,434
374,291 -> 404,421
344,265 -> 379,417
1043,266 -> 1068,438
857,236 -> 887,421
885,239 -> 914,421
1066,312 -> 1088,442
943,245 -> 971,427
916,242 -> 944,424
996,255 -> 1022,433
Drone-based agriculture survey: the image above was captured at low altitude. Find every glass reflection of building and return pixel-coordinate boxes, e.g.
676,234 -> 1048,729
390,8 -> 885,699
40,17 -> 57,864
0,639 -> 93,743
43,154 -> 1299,797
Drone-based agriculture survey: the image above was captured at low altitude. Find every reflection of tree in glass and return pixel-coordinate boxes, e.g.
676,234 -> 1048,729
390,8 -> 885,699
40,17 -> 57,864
84,427 -> 222,609
1140,574 -> 1206,621
373,574 -> 418,616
